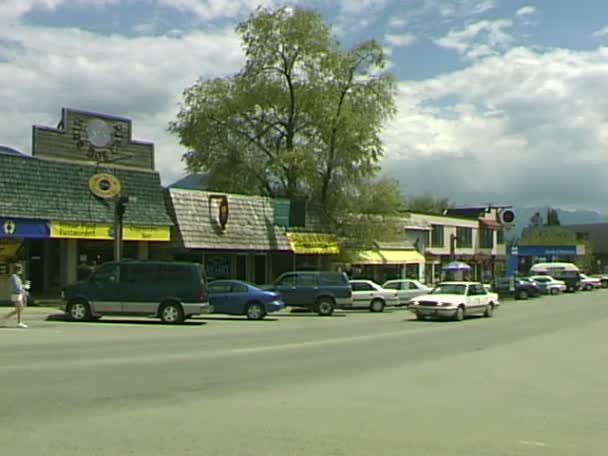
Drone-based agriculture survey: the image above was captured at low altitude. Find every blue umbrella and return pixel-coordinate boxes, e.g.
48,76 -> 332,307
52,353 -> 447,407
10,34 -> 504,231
442,261 -> 472,272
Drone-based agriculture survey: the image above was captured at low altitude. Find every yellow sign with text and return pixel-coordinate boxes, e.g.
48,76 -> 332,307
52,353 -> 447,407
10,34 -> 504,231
0,239 -> 22,260
50,222 -> 170,242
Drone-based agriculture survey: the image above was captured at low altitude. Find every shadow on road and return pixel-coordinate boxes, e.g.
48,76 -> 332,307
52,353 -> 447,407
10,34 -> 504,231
45,314 -> 206,326
198,316 -> 279,322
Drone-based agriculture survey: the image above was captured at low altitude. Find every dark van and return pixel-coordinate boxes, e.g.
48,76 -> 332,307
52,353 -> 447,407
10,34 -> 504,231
62,260 -> 209,324
268,271 -> 352,316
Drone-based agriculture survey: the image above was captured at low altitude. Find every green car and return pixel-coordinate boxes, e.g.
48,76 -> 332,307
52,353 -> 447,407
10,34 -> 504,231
62,260 -> 209,324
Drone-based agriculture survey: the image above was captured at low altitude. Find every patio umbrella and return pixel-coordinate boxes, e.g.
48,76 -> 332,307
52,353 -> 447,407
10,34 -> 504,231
442,261 -> 472,272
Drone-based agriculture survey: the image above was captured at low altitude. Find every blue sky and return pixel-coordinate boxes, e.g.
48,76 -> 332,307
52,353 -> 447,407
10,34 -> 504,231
1,0 -> 608,211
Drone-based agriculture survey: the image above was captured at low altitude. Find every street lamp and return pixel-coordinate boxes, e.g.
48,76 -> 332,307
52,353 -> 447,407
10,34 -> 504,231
114,195 -> 137,262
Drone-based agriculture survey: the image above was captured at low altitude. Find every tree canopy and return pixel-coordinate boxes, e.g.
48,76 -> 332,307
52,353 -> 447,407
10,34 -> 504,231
405,194 -> 450,214
169,6 -> 396,218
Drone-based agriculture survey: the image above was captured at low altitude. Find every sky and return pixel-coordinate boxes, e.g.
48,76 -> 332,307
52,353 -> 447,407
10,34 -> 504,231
1,0 -> 608,211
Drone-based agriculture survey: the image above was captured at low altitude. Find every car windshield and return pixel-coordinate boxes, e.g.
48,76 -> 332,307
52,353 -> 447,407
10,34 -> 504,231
431,284 -> 466,295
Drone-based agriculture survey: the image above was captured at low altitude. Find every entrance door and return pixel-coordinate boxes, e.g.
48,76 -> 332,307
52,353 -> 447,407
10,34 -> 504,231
254,255 -> 266,284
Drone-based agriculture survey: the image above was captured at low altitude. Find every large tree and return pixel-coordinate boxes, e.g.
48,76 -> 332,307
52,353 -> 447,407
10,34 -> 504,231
169,6 -> 396,216
405,194 -> 450,214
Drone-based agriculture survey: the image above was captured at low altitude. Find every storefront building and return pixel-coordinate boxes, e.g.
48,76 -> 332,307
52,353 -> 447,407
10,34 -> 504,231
506,245 -> 583,276
164,188 -> 341,284
0,108 -> 173,300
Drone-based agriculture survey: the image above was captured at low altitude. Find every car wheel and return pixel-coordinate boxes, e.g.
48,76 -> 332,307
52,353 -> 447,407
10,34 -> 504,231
516,290 -> 528,300
68,300 -> 92,322
484,303 -> 494,318
453,306 -> 465,322
550,288 -> 559,295
585,284 -> 593,291
370,299 -> 385,313
316,298 -> 334,316
415,311 -> 425,321
159,302 -> 184,324
245,302 -> 265,320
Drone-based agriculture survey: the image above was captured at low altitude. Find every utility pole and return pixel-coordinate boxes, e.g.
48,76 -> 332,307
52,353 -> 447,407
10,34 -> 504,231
114,195 -> 136,262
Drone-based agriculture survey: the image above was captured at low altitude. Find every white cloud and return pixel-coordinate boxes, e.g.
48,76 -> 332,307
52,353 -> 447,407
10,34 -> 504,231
157,0 -> 279,20
516,6 -> 537,17
385,32 -> 416,47
592,26 -> 608,39
435,19 -> 514,59
0,9 -> 244,184
437,0 -> 496,17
382,46 -> 608,210
388,17 -> 408,29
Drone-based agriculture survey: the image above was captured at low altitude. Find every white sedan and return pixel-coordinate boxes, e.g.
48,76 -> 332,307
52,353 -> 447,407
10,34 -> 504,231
579,273 -> 601,291
382,279 -> 433,306
528,275 -> 567,295
349,280 -> 401,312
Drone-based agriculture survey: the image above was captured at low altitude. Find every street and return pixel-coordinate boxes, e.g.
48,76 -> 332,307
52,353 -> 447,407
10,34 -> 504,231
2,292 -> 608,456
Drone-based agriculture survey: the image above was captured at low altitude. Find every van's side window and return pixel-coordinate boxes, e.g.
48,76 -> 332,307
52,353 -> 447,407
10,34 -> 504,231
93,264 -> 119,283
122,264 -> 158,283
158,265 -> 192,284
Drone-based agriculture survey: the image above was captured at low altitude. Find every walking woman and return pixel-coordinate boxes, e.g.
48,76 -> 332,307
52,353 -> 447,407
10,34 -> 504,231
2,263 -> 28,328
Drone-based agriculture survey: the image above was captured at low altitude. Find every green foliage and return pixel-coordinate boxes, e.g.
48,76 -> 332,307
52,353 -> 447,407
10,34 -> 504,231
545,207 -> 561,226
405,194 -> 450,214
576,240 -> 594,273
169,6 -> 396,211
519,226 -> 576,245
334,177 -> 405,252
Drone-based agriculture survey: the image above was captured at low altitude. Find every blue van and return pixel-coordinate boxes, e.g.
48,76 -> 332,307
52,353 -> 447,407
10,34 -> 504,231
62,260 -> 209,324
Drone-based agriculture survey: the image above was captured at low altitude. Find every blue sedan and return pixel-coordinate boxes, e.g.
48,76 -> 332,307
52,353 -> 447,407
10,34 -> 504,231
208,280 -> 285,320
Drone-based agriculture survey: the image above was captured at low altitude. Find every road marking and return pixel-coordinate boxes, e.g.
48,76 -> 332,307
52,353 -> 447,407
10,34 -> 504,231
519,440 -> 547,447
1,326 -> 440,371
230,328 -> 432,354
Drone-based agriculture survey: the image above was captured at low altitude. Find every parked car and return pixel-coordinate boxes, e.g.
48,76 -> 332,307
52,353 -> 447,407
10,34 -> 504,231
408,281 -> 499,321
527,275 -> 567,295
381,279 -> 433,306
208,280 -> 284,320
529,262 -> 580,292
579,273 -> 601,291
267,271 -> 352,316
349,279 -> 400,312
494,277 -> 541,299
61,260 -> 209,324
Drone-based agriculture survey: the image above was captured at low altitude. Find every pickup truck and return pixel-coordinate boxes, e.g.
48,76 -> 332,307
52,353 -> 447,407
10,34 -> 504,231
408,281 -> 499,321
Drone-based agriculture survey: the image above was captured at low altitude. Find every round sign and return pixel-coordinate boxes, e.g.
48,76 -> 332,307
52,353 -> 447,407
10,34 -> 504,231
501,209 -> 515,224
89,173 -> 121,199
87,119 -> 113,148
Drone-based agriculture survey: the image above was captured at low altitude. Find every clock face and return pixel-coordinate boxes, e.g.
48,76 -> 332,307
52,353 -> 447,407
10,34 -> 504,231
86,119 -> 112,148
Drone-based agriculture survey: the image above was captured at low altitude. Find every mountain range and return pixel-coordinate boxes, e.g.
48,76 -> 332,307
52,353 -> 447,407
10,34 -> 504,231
505,206 -> 608,240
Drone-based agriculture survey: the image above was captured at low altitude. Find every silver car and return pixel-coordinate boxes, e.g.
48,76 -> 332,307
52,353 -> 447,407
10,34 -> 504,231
382,279 -> 433,306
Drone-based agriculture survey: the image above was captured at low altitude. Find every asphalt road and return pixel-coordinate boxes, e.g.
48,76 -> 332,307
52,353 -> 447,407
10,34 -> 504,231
2,291 -> 608,456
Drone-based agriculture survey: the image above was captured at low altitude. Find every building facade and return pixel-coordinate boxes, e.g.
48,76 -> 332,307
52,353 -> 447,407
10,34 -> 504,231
0,109 -> 173,301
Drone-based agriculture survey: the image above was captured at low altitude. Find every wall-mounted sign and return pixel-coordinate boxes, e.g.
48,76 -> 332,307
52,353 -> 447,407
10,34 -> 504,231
32,108 -> 155,170
0,218 -> 50,239
89,173 -> 122,199
0,239 -> 22,260
50,221 -> 170,241
208,194 -> 229,231
286,232 -> 341,255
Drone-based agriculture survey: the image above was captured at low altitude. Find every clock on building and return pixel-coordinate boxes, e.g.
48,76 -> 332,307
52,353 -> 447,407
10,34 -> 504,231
86,119 -> 113,148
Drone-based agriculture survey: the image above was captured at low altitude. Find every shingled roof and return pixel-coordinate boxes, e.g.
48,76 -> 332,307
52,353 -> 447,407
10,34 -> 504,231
0,151 -> 172,226
167,188 -> 290,250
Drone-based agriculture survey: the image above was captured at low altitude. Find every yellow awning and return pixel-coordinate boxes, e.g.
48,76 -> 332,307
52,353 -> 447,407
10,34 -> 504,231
287,232 -> 340,255
350,249 -> 425,265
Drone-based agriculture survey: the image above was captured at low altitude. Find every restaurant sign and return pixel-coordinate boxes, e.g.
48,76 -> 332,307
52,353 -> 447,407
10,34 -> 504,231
50,221 -> 170,241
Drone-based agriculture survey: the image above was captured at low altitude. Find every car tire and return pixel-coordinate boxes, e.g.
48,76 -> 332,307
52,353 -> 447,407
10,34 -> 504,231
159,302 -> 184,324
550,288 -> 559,295
585,284 -> 593,291
316,298 -> 334,316
516,290 -> 528,300
453,306 -> 465,322
245,302 -> 265,320
370,299 -> 385,313
484,303 -> 494,318
415,311 -> 425,321
67,300 -> 92,322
